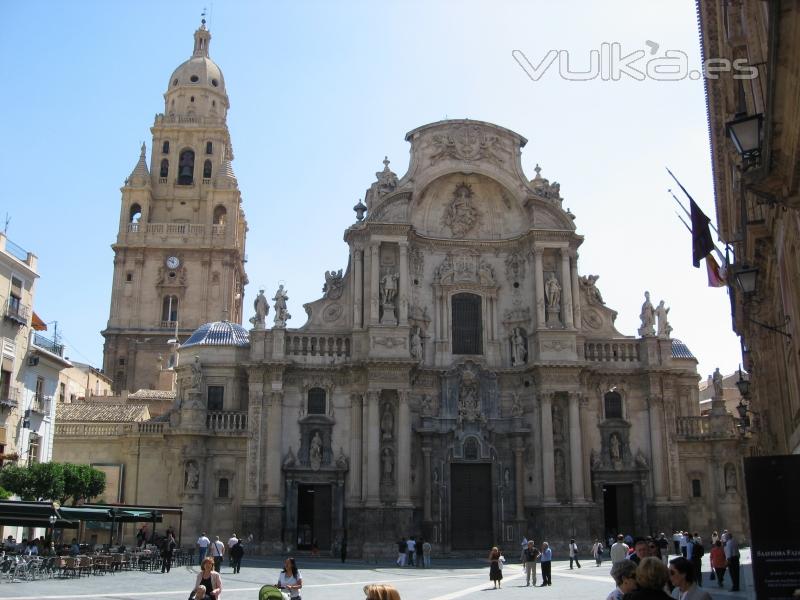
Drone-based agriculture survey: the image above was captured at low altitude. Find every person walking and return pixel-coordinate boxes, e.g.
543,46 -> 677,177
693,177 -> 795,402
657,533 -> 669,564
230,539 -> 244,574
405,536 -> 416,567
227,534 -> 239,568
539,542 -> 552,586
193,557 -> 222,600
396,539 -> 406,566
210,536 -> 225,573
197,532 -> 211,565
415,536 -> 424,568
160,533 -> 176,573
687,533 -> 704,587
277,557 -> 303,599
709,540 -> 726,588
522,540 -> 540,586
340,537 -> 347,563
611,534 -> 630,565
488,546 -> 503,589
592,538 -> 604,566
422,539 -> 432,568
724,532 -> 741,591
569,538 -> 581,569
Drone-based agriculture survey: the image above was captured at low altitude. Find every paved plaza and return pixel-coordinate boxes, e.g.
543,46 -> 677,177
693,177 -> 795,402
0,551 -> 754,600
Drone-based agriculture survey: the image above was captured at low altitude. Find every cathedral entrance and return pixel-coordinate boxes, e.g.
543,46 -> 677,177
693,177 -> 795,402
296,484 -> 332,550
450,464 -> 493,549
603,484 -> 635,538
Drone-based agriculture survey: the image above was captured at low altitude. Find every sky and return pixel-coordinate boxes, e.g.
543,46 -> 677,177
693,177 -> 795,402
1,0 -> 742,382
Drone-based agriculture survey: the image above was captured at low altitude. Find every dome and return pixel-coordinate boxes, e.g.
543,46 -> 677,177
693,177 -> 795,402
182,321 -> 249,348
168,55 -> 226,95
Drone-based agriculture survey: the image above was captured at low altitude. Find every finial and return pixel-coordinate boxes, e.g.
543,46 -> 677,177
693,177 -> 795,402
534,163 -> 542,178
353,199 -> 367,222
140,142 -> 146,157
383,156 -> 390,169
201,7 -> 207,27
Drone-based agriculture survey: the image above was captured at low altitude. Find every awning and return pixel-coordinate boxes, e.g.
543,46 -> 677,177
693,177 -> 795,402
0,500 -> 75,529
59,506 -> 113,522
31,312 -> 47,331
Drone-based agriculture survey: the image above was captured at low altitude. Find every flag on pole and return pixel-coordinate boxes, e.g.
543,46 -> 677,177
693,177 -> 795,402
690,198 -> 715,268
705,255 -> 726,287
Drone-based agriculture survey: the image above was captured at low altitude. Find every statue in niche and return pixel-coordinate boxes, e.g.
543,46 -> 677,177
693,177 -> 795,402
638,291 -> 655,337
309,432 -> 323,471
511,327 -> 527,366
381,448 -> 394,482
380,404 -> 394,440
190,355 -> 203,392
283,447 -> 296,469
442,182 -> 480,238
380,272 -> 399,306
545,273 -> 561,308
510,392 -> 524,417
433,467 -> 439,484
656,300 -> 672,338
457,371 -> 483,426
724,463 -> 737,491
503,468 -> 511,487
712,368 -> 724,400
554,450 -> 567,498
410,326 -> 423,361
250,289 -> 269,328
552,404 -> 564,442
420,394 -> 434,417
579,274 -> 605,305
272,285 -> 291,328
184,461 -> 199,490
609,433 -> 621,461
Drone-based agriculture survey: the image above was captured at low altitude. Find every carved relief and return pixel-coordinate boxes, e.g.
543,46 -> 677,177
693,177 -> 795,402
505,251 -> 525,282
435,252 -> 496,286
429,124 -> 505,165
442,183 -> 481,238
322,303 -> 343,323
409,246 -> 425,276
457,370 -> 485,426
184,460 -> 199,491
582,308 -> 603,330
371,336 -> 407,349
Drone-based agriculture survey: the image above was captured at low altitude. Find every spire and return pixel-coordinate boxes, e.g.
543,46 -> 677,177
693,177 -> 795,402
126,142 -> 150,187
193,14 -> 211,57
214,147 -> 237,188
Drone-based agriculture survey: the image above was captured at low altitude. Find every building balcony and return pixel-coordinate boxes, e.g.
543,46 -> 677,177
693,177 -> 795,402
0,386 -> 19,409
32,333 -> 64,357
676,415 -> 738,440
30,395 -> 52,415
3,299 -> 30,326
161,320 -> 178,329
206,411 -> 247,433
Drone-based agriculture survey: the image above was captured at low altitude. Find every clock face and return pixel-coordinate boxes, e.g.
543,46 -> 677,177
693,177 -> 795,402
166,256 -> 180,269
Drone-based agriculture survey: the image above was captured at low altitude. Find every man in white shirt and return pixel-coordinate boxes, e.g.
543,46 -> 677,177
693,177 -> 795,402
724,533 -> 740,591
568,538 -> 581,569
227,533 -> 239,567
196,532 -> 210,565
610,534 -> 630,564
210,536 -> 225,572
406,537 -> 416,567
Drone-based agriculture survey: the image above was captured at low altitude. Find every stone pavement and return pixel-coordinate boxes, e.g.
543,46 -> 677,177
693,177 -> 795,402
0,551 -> 755,600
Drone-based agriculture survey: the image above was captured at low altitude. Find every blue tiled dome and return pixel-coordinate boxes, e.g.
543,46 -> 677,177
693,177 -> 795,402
182,321 -> 249,348
671,338 -> 695,360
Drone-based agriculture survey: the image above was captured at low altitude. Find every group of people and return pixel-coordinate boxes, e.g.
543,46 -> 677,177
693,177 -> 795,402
192,556 -> 303,600
609,556 -> 712,600
395,536 -> 431,567
195,532 -> 245,575
486,539 -> 554,589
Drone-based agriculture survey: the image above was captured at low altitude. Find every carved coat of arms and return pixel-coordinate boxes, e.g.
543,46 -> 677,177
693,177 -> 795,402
442,183 -> 480,238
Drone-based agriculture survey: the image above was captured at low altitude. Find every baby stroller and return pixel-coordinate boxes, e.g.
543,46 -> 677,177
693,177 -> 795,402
259,585 -> 289,600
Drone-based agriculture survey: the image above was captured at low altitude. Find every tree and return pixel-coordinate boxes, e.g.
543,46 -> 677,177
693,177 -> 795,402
0,465 -> 35,500
62,463 -> 106,505
28,462 -> 65,502
0,462 -> 104,504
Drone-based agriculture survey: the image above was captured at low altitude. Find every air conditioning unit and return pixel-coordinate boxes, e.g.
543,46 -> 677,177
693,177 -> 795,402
27,356 -> 39,366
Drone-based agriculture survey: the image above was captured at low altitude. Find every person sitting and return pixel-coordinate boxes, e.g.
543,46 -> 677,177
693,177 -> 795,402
70,539 -> 81,556
364,584 -> 402,600
607,559 -> 638,600
622,557 -> 673,600
668,556 -> 712,600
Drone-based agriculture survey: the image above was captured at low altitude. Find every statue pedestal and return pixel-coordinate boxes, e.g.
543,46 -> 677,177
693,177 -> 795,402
546,306 -> 561,327
380,303 -> 397,325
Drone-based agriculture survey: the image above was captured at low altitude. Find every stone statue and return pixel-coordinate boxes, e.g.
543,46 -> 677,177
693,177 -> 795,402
510,392 -> 524,417
442,183 -> 480,237
410,326 -> 423,360
420,394 -> 434,417
724,463 -> 737,490
635,449 -> 649,468
190,355 -> 203,391
590,449 -> 601,470
272,285 -> 291,328
184,461 -> 199,490
282,447 -> 296,468
511,327 -> 527,366
309,432 -> 323,470
336,447 -> 349,470
323,269 -> 344,300
380,405 -> 394,440
457,370 -> 484,425
712,368 -> 723,400
380,272 -> 399,306
579,274 -> 605,305
656,300 -> 672,338
381,447 -> 394,481
250,289 -> 269,328
609,433 -> 621,461
638,291 -> 655,337
545,273 -> 562,309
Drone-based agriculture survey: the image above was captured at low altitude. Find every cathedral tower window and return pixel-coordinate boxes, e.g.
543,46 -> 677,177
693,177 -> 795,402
206,141 -> 213,154
207,385 -> 224,411
604,391 -> 623,419
160,159 -> 169,178
178,150 -> 195,185
129,204 -> 142,223
307,387 -> 326,415
213,205 -> 227,225
203,160 -> 212,179
162,141 -> 170,154
161,295 -> 179,324
452,293 -> 482,355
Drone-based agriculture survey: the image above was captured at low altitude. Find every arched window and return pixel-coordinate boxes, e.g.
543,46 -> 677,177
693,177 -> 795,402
464,437 -> 479,460
162,141 -> 170,154
161,295 -> 179,323
307,387 -> 326,415
218,478 -> 229,498
206,141 -> 213,155
203,159 -> 212,179
604,391 -> 623,419
160,159 -> 169,178
178,149 -> 195,185
213,205 -> 227,225
129,204 -> 142,223
452,293 -> 482,355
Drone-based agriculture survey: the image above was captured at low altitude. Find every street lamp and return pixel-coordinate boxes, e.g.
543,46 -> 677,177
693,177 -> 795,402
734,266 -> 758,295
48,514 -> 57,548
735,368 -> 751,399
726,112 -> 763,165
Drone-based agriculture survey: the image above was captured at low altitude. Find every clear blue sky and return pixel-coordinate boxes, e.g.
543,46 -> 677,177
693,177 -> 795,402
1,0 -> 740,381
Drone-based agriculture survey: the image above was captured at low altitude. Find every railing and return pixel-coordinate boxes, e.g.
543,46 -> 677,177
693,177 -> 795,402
4,299 -> 30,323
584,340 -> 640,362
211,224 -> 225,236
30,395 -> 52,414
158,177 -> 168,184
0,386 -> 20,406
125,223 -> 207,237
206,411 -> 247,432
202,178 -> 211,185
3,238 -> 29,262
137,422 -> 166,434
161,320 -> 178,329
285,334 -> 352,359
155,114 -> 225,127
676,416 -> 738,439
55,423 -> 129,437
32,333 -> 64,357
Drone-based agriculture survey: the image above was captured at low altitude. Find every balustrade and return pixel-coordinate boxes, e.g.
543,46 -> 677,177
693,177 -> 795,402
676,415 -> 738,439
284,333 -> 351,359
206,411 -> 248,432
584,340 -> 640,362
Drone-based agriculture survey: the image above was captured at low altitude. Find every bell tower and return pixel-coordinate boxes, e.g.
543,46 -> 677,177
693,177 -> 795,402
102,20 -> 248,393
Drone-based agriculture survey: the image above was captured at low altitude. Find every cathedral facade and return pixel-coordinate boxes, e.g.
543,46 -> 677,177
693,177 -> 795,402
54,24 -> 749,554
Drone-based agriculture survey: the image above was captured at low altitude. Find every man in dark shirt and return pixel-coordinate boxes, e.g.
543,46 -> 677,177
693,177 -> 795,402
522,540 -> 541,586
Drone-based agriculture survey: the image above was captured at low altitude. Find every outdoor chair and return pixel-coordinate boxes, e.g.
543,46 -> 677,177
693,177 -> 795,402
62,556 -> 79,578
0,559 -> 12,582
78,556 -> 93,577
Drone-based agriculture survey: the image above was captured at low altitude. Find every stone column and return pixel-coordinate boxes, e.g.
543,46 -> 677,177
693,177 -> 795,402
265,391 -> 283,505
398,242 -> 409,325
353,247 -> 363,329
370,243 -> 380,325
648,396 -> 667,499
244,375 -> 264,502
570,252 -> 581,330
366,390 -> 381,506
422,446 -> 432,521
396,390 -> 412,507
560,248 -> 574,328
540,392 -> 557,502
514,445 -> 525,520
349,393 -> 363,501
361,398 -> 369,502
568,392 -> 586,503
534,248 -> 545,327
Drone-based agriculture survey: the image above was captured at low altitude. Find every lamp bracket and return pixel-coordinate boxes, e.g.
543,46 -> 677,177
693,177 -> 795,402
746,315 -> 792,339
